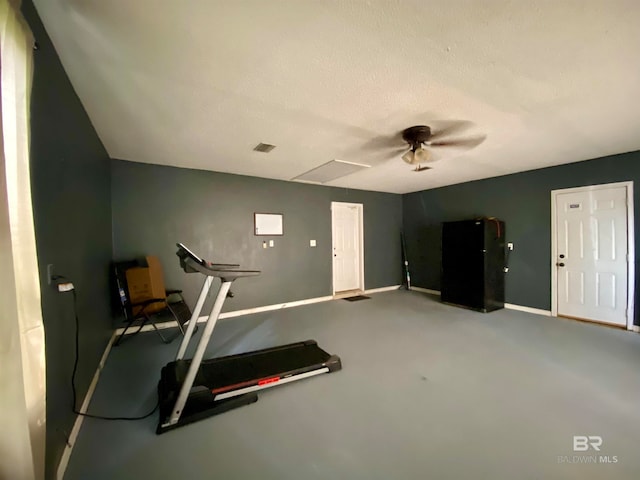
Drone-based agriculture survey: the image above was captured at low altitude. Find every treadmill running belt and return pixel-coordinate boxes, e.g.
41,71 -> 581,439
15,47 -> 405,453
200,342 -> 329,390
174,341 -> 333,393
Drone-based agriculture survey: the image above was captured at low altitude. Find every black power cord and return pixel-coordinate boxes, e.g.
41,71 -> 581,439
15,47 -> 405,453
56,275 -> 158,421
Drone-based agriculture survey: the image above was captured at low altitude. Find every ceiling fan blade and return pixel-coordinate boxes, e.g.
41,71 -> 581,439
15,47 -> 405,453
359,131 -> 405,151
377,147 -> 409,160
429,135 -> 486,149
428,120 -> 475,141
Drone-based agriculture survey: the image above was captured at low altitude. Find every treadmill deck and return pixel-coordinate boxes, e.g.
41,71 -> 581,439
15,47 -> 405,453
161,339 -> 341,396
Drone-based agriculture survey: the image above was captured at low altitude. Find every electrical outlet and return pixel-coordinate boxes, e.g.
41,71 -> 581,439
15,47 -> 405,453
58,282 -> 74,292
262,241 -> 267,249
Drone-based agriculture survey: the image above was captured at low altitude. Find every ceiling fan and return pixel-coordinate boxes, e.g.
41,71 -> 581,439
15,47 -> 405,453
364,121 -> 486,172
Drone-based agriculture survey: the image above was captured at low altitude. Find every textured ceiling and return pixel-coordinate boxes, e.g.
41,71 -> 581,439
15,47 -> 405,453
34,0 -> 640,194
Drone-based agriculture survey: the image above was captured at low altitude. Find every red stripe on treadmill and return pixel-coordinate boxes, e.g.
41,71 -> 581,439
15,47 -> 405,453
210,376 -> 282,395
211,381 -> 254,394
258,377 -> 280,386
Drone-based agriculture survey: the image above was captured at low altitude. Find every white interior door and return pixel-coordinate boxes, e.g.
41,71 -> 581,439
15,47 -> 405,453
332,202 -> 363,293
554,185 -> 630,326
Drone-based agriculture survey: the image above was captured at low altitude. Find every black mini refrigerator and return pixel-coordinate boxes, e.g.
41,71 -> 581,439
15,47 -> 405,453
441,218 -> 506,312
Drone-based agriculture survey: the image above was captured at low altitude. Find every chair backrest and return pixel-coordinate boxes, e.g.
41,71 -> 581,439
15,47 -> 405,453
113,260 -> 139,321
145,255 -> 167,298
124,255 -> 168,316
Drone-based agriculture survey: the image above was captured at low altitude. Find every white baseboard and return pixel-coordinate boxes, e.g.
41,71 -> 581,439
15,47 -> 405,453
216,295 -> 334,319
56,331 -> 116,480
504,303 -> 552,316
409,286 -> 441,296
409,287 -> 552,316
116,286 -> 402,336
115,318 -> 182,335
365,285 -> 401,294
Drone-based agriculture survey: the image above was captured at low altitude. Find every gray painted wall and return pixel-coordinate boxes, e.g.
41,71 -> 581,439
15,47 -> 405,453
24,1 -> 638,473
24,2 -> 113,477
111,160 -> 403,318
402,152 -> 640,325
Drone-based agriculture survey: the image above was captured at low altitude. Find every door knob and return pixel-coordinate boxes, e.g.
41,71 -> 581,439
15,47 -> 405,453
556,262 -> 565,267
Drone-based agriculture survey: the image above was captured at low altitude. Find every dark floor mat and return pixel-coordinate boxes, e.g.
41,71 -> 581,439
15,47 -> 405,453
343,295 -> 370,302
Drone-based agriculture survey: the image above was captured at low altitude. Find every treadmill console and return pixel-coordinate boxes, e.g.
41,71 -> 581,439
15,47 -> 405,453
177,242 -> 203,263
176,243 -> 205,273
175,243 -> 254,279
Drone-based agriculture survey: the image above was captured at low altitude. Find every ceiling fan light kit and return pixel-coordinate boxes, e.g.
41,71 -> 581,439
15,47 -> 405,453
396,123 -> 485,172
402,146 -> 432,165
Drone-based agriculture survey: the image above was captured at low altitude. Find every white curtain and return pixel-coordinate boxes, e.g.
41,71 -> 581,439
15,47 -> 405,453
0,1 -> 45,479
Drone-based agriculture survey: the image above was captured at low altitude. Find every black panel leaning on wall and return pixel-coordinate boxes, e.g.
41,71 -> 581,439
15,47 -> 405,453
22,1 -> 114,477
111,159 -> 403,325
402,151 -> 640,326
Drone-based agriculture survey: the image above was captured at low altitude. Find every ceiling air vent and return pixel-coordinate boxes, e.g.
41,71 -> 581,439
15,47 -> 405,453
253,143 -> 276,153
292,159 -> 370,184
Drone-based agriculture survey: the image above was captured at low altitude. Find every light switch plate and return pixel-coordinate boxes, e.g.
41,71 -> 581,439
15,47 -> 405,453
310,239 -> 316,247
269,240 -> 274,247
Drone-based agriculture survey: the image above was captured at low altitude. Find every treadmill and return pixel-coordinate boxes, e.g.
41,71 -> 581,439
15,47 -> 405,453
157,243 -> 342,434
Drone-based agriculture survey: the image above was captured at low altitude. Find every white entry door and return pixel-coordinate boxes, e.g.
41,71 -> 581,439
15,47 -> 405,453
553,184 -> 632,326
332,202 -> 364,293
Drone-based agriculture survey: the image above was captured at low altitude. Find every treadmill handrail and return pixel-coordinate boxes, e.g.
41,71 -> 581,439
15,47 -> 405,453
176,244 -> 260,278
182,256 -> 260,279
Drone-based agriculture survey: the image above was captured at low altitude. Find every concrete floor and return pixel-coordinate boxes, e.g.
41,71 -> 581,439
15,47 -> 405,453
65,290 -> 640,479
